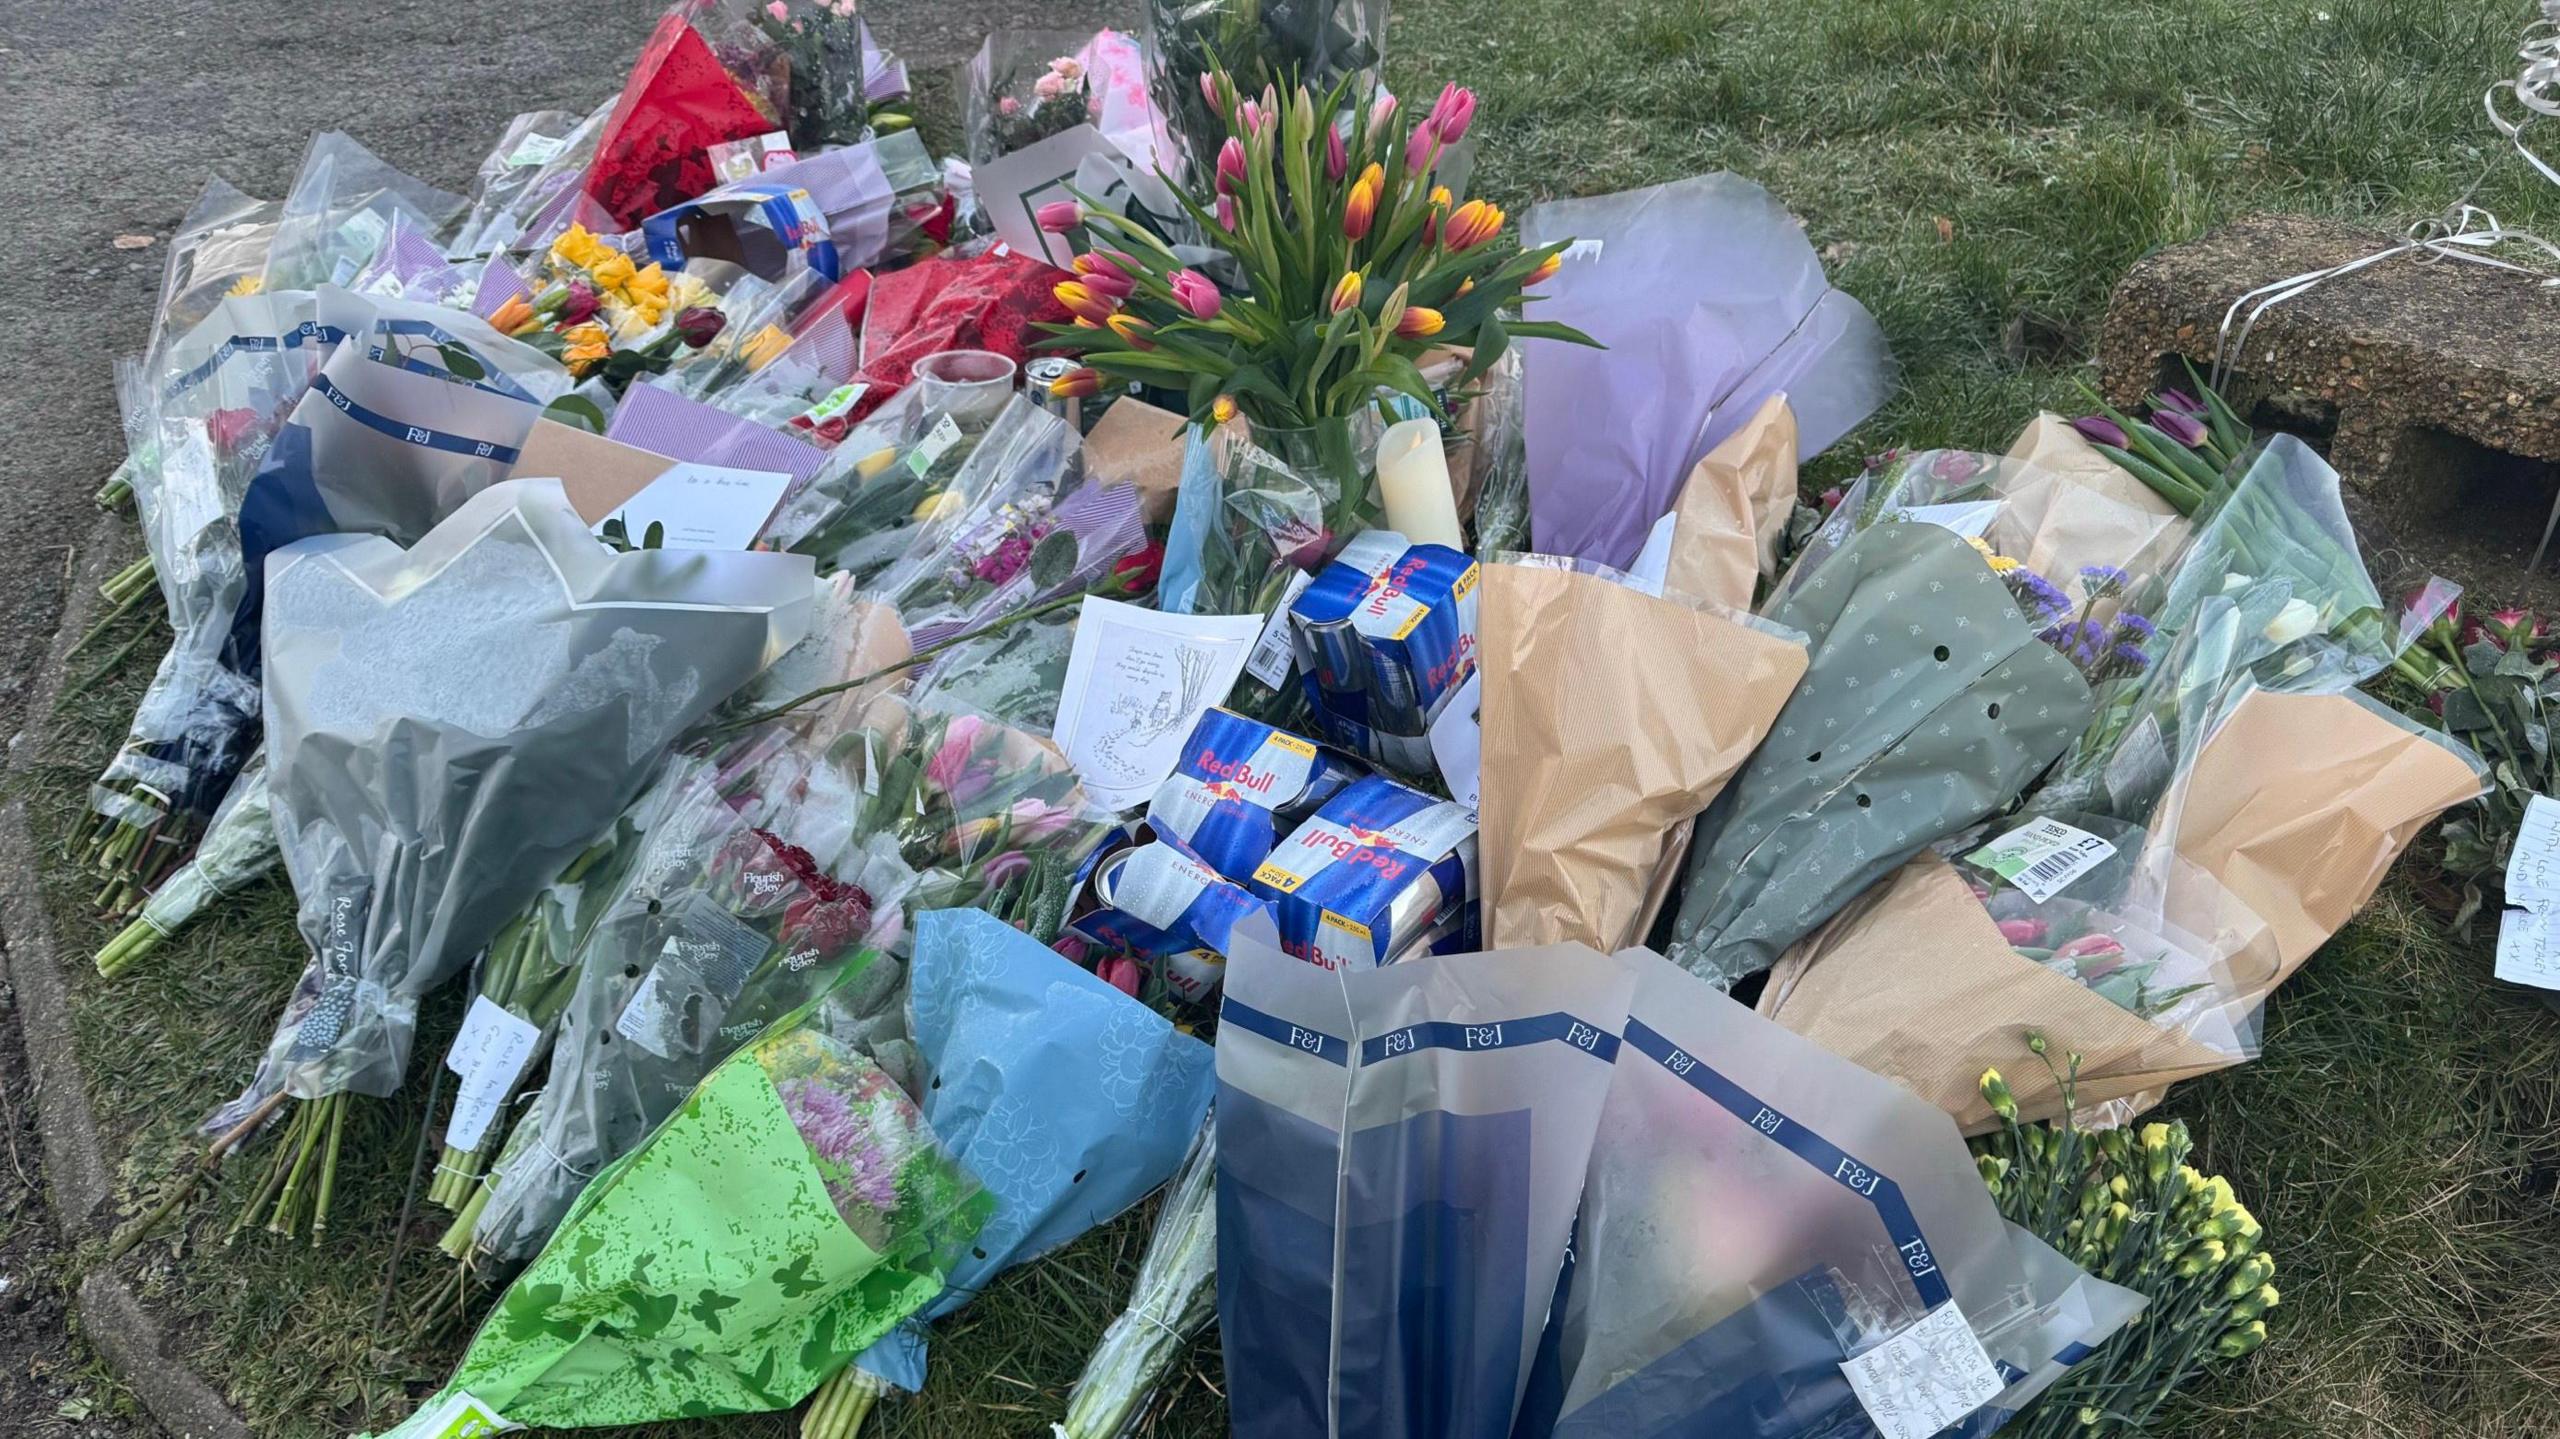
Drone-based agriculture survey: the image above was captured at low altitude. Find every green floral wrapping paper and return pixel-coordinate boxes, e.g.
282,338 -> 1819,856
372,1020 -> 986,1436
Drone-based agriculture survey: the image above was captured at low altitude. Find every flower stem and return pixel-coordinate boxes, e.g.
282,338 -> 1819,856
723,589 -> 1094,731
106,1087 -> 290,1262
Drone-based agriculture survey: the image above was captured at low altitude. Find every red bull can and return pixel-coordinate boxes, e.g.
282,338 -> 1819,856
1285,531 -> 1479,777
1147,708 -> 1357,880
1250,772 -> 1479,972
1067,834 -> 1272,1003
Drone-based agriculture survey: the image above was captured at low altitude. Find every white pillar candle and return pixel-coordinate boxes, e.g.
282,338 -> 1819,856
1375,416 -> 1466,550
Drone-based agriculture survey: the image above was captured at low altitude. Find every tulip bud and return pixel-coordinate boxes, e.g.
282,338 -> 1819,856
1395,306 -> 1444,339
1200,70 -> 1222,112
1405,122 -> 1439,174
1238,99 -> 1265,137
1048,366 -> 1104,399
1525,251 -> 1563,285
2154,387 -> 2206,418
1329,270 -> 1364,313
1210,394 -> 1238,425
1169,269 -> 1222,320
1216,193 -> 1238,231
2153,407 -> 2209,447
1215,137 -> 1248,193
1343,164 -> 1382,240
1078,266 -> 1135,300
1326,122 -> 1348,181
1053,280 -> 1119,325
1106,313 -> 1156,350
1034,199 -> 1081,233
1368,91 -> 1399,141
2070,414 -> 2130,448
1444,198 -> 1504,251
1434,85 -> 1478,145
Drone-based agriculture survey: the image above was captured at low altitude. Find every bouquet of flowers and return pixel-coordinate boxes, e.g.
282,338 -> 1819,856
194,480 -> 811,1244
2401,601 -> 2560,926
1054,1120 -> 1217,1439
368,995 -> 988,1438
92,755 -> 276,978
489,223 -> 729,388
751,0 -> 872,150
1050,68 -> 1591,618
1141,0 -> 1382,186
1666,517 -> 2103,987
965,35 -> 1099,165
580,0 -> 791,228
451,727 -> 921,1265
1973,1061 -> 2278,1436
800,907 -> 1214,1437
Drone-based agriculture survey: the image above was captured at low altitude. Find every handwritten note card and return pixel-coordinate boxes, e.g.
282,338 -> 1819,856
594,462 -> 791,551
1055,597 -> 1262,811
1838,1302 -> 2004,1439
2495,794 -> 2560,989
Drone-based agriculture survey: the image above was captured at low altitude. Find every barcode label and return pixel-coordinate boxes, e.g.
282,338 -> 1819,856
1242,570 -> 1315,687
1967,816 -> 2116,904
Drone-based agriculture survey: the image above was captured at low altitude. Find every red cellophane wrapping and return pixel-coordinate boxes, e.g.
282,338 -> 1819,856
582,10 -> 782,228
851,249 -> 1076,418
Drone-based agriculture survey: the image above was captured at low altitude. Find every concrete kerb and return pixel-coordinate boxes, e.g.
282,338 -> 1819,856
0,508 -> 255,1439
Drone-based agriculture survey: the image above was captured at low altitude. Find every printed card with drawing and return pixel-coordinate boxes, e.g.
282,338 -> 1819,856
1054,597 -> 1262,810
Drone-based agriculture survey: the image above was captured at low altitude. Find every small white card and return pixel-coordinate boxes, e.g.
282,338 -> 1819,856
506,133 -> 570,169
1054,598 -> 1262,811
1968,816 -> 2117,904
1241,569 -> 1316,688
442,997 -> 543,1152
408,1388 -> 520,1437
974,124 -> 1126,268
2495,906 -> 2560,989
2506,794 -> 2560,908
1839,1302 -> 2004,1439
1626,511 -> 1678,597
594,462 -> 791,551
1892,500 -> 2003,541
1429,671 -> 1483,811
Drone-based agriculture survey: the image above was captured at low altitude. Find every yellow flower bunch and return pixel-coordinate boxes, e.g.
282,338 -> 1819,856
1965,535 -> 2022,575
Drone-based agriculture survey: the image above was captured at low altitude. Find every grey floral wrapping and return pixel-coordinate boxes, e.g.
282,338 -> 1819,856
1667,520 -> 2096,987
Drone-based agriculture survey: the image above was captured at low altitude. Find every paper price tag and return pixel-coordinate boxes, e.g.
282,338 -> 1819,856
1839,1302 -> 2004,1439
506,133 -> 569,168
906,413 -> 965,478
1968,816 -> 2116,904
1243,570 -> 1315,687
443,997 -> 542,1152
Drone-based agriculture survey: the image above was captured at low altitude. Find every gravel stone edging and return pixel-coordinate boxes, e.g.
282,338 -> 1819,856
0,509 -> 255,1439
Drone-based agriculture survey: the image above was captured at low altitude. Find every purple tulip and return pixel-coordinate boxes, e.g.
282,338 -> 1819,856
1325,122 -> 1347,181
2153,388 -> 2206,418
2070,415 -> 2129,448
2152,408 -> 2208,448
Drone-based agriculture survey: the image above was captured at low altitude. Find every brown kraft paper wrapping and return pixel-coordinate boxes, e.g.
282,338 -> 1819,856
1664,394 -> 1799,610
1995,413 -> 2192,582
1756,854 -> 2233,1132
2168,689 -> 2486,991
1478,562 -> 1808,953
1081,398 -> 1190,526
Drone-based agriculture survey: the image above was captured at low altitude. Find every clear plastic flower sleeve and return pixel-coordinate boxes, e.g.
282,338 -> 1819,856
1523,947 -> 2145,1437
213,479 -> 812,1125
1214,912 -> 1632,1439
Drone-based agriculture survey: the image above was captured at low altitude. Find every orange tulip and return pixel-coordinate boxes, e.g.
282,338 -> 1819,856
1049,367 -> 1105,399
1211,394 -> 1238,424
1395,307 -> 1445,339
1328,270 -> 1364,313
1525,251 -> 1563,285
1444,198 -> 1504,252
488,296 -> 536,334
1343,163 -> 1383,241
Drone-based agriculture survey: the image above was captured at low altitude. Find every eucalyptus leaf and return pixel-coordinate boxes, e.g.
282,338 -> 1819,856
1028,529 -> 1080,591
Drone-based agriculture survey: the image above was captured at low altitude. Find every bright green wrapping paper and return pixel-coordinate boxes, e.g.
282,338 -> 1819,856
370,1018 -> 985,1436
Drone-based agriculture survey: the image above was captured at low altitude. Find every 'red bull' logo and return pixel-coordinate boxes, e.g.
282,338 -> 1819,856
1288,822 -> 1412,880
1191,746 -> 1281,796
1360,555 -> 1429,619
1422,631 -> 1477,692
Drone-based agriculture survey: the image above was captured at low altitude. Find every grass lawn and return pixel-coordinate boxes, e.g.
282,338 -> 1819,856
21,0 -> 2560,1435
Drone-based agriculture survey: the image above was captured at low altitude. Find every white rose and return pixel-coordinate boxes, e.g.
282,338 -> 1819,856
2262,597 -> 2320,645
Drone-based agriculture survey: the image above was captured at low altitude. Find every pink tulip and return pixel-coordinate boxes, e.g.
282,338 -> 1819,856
1325,122 -> 1347,181
1098,956 -> 1144,997
1216,193 -> 1237,230
1053,933 -> 1091,965
1169,268 -> 1222,320
1405,123 -> 1438,174
1081,249 -> 1135,283
1035,200 -> 1081,233
1008,797 -> 1080,841
1079,265 -> 1134,299
1429,84 -> 1477,145
1238,99 -> 1266,136
924,714 -> 993,804
981,849 -> 1032,888
1199,71 -> 1221,111
1368,91 -> 1398,140
1996,917 -> 2049,947
1215,137 -> 1247,193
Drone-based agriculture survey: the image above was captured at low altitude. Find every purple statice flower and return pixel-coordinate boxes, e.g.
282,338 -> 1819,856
2078,563 -> 2131,598
2040,618 -> 2111,673
2008,569 -> 2073,625
2115,612 -> 2156,644
2110,641 -> 2153,673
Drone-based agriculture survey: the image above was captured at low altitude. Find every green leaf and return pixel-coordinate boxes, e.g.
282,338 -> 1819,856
1499,319 -> 1604,347
436,341 -> 488,381
1457,313 -> 1509,389
543,394 -> 608,434
1029,529 -> 1081,590
642,520 -> 666,550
